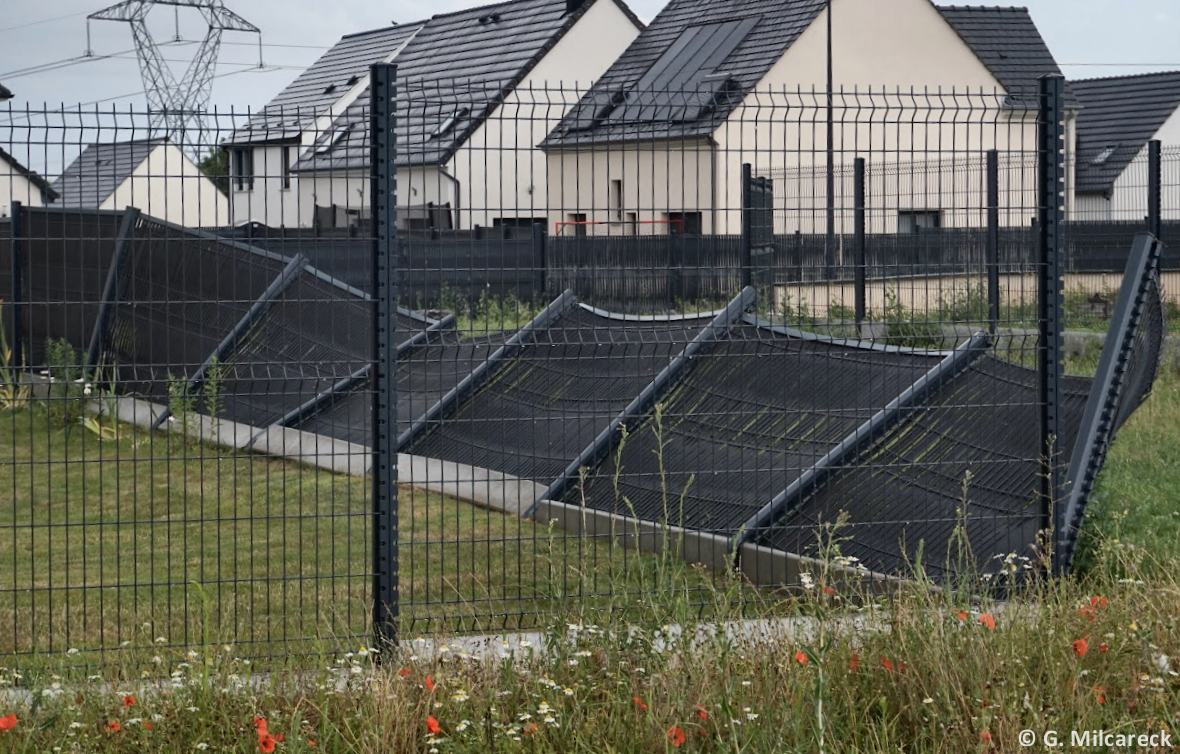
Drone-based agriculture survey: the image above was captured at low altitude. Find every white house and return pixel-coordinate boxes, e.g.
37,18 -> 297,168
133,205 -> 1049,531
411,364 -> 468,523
53,139 -> 229,227
541,0 -> 1078,236
226,0 -> 644,230
1071,71 -> 1180,222
0,146 -> 58,218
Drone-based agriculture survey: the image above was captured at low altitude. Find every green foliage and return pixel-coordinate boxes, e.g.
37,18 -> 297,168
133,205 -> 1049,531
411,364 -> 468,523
881,286 -> 944,349
202,357 -> 226,427
43,337 -> 89,433
197,147 -> 230,196
0,303 -> 29,410
166,372 -> 197,448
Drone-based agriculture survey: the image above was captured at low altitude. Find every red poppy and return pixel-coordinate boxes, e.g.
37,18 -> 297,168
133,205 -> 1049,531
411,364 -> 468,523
106,721 -> 122,733
849,654 -> 860,672
143,722 -> 153,730
424,676 -> 436,693
0,714 -> 16,732
1090,595 -> 1108,609
823,585 -> 836,596
1073,638 -> 1089,658
981,731 -> 992,743
667,726 -> 687,747
880,658 -> 894,673
523,722 -> 539,735
254,716 -> 268,733
632,696 -> 647,710
1094,686 -> 1106,705
397,667 -> 412,678
1099,643 -> 1108,654
426,716 -> 441,735
957,610 -> 967,622
979,613 -> 996,630
123,695 -> 135,707
259,734 -> 277,754
695,705 -> 708,721
308,742 -> 316,748
795,650 -> 809,666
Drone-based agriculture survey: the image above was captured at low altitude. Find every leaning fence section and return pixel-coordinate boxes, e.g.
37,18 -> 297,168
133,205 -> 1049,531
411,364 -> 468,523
0,73 -> 1171,657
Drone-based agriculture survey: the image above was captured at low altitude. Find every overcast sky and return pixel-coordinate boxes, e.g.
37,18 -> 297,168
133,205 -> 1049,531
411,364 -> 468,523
2,0 -> 1178,112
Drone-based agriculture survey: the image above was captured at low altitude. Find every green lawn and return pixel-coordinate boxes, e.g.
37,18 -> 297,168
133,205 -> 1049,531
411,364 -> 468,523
0,409 -> 684,657
1077,357 -> 1180,574
2,352 -> 1175,657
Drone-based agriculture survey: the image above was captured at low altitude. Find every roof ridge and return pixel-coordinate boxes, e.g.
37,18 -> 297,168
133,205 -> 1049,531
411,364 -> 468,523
424,0 -> 561,23
1072,70 -> 1180,85
340,20 -> 427,41
936,5 -> 1031,12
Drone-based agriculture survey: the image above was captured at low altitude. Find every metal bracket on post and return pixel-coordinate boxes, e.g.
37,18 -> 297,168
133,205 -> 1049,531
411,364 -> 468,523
986,150 -> 1001,334
86,207 -> 141,377
853,158 -> 866,335
1037,75 -> 1067,569
9,201 -> 24,372
1147,140 -> 1162,239
371,62 -> 400,653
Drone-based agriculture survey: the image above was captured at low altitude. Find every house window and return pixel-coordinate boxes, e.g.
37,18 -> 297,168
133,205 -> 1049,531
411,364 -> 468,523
281,145 -> 292,190
610,179 -> 623,221
665,211 -> 703,235
493,217 -> 547,229
898,210 -> 941,235
626,212 -> 638,235
232,148 -> 254,191
567,213 -> 588,237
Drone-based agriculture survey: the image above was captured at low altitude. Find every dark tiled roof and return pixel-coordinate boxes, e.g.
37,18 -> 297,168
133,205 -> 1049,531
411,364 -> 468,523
543,0 -> 827,148
0,146 -> 58,201
53,139 -> 165,209
1071,71 -> 1180,195
0,82 -> 12,101
230,23 -> 426,145
294,0 -> 644,171
938,6 -> 1077,108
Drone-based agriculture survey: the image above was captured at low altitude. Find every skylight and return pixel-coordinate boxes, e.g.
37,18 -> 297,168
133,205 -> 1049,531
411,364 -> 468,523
1092,146 -> 1117,165
431,108 -> 470,140
314,124 -> 351,154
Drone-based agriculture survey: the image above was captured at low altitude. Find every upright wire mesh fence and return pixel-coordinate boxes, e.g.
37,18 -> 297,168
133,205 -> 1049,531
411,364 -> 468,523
0,74 -> 1170,655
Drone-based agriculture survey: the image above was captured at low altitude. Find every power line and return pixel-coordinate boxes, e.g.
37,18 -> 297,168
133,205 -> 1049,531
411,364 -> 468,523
0,65 -> 291,126
0,10 -> 93,34
2,49 -> 305,82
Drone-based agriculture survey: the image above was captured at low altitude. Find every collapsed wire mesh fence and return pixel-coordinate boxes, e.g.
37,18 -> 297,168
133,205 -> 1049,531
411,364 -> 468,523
0,75 -> 1171,658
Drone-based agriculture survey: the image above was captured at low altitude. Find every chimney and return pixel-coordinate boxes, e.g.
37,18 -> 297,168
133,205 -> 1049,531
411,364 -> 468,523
566,0 -> 589,14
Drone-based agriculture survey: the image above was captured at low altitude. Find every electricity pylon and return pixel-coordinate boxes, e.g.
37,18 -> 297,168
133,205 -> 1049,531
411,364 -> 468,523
87,0 -> 261,146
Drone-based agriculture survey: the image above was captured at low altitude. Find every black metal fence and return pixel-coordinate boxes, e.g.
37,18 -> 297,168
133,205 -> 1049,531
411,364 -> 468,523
0,74 -> 1170,659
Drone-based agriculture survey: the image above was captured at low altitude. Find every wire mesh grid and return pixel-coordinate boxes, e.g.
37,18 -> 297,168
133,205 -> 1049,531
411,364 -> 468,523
0,71 -> 1172,656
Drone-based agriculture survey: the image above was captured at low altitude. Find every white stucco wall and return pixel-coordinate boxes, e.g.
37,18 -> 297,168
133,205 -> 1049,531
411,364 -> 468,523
100,143 -> 229,227
0,155 -> 50,218
547,0 -> 1075,236
452,0 -> 641,230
